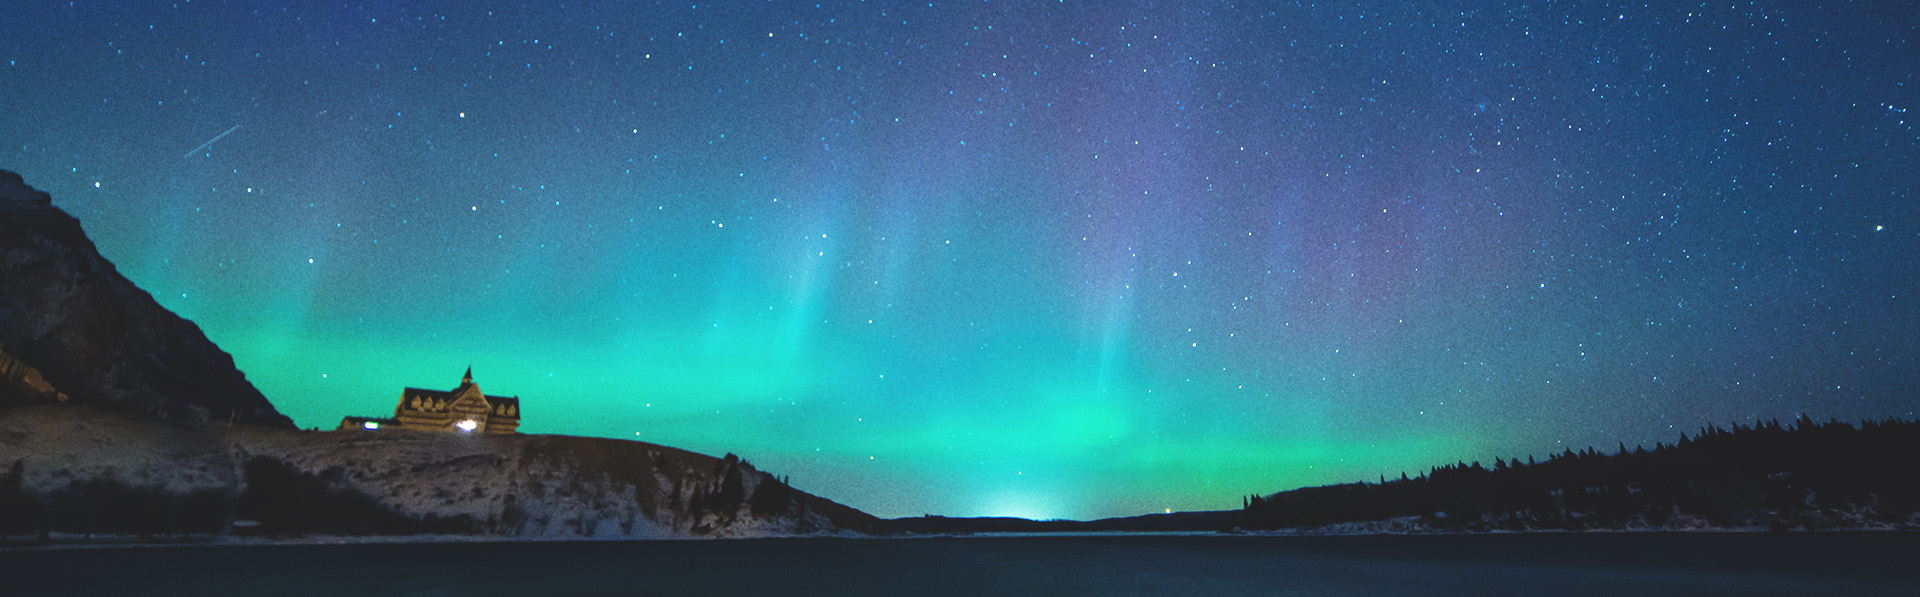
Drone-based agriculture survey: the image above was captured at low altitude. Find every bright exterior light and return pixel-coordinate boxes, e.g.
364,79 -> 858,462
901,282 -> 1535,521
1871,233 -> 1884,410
363,421 -> 379,430
456,420 -> 478,432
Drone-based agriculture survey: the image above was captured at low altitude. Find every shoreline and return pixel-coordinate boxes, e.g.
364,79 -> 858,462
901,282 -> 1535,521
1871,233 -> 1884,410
5,525 -> 1913,550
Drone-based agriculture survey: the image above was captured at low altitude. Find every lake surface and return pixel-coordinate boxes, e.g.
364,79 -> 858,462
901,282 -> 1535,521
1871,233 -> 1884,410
3,532 -> 1914,595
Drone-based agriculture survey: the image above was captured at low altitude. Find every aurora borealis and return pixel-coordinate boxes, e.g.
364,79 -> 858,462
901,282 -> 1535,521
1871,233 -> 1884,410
2,1 -> 1915,520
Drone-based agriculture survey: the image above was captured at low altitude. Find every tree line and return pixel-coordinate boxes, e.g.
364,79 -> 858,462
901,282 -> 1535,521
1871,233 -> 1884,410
1240,415 -> 1920,531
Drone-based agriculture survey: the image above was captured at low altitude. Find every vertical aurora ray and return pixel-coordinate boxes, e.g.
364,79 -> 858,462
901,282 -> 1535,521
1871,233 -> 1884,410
1,1 -> 1914,520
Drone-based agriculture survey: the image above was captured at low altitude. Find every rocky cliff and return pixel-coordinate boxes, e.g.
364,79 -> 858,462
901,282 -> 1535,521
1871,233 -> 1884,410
0,170 -> 291,427
0,406 -> 894,539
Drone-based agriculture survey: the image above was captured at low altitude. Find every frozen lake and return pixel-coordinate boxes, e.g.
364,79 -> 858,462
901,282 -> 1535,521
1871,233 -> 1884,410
3,532 -> 1914,595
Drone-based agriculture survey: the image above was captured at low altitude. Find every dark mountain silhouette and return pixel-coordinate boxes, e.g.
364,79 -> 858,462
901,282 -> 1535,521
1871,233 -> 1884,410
0,170 -> 291,427
1241,416 -> 1920,532
0,169 -> 893,540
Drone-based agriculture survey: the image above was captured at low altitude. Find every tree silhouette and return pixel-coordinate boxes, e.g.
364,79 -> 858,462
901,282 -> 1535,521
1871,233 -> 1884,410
1239,417 -> 1920,532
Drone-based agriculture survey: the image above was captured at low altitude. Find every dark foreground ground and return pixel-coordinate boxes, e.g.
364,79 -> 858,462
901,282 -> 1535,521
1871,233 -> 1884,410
2,532 -> 1914,595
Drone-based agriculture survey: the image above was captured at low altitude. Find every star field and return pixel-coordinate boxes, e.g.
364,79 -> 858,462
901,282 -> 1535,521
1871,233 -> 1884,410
2,1 -> 1915,520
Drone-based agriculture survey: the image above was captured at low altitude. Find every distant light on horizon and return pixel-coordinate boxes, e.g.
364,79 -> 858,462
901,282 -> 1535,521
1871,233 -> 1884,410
5,0 -> 1913,521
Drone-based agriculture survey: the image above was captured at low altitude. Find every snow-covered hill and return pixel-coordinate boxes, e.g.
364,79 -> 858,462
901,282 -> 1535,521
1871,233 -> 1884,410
0,405 -> 892,539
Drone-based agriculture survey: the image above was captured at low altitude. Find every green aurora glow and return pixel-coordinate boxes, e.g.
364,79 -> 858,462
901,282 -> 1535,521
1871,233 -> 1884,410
2,2 -> 1915,519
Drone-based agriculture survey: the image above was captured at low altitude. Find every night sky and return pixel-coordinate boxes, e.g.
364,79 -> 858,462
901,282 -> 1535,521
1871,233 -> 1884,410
3,1 -> 1915,520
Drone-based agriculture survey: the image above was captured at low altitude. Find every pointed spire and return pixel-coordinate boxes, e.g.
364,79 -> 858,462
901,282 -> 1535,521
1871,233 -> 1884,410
462,366 -> 473,385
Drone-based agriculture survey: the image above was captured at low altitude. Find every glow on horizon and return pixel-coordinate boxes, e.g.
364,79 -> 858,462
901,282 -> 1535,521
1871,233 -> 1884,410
2,2 -> 1915,520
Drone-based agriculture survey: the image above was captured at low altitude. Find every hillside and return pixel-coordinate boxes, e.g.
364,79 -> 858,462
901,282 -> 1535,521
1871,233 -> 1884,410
1241,417 -> 1920,533
0,169 -> 891,540
0,405 -> 892,539
0,170 -> 290,427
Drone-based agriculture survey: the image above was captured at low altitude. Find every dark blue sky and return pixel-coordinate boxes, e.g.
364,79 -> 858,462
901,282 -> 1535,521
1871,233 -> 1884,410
2,1 -> 1914,519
